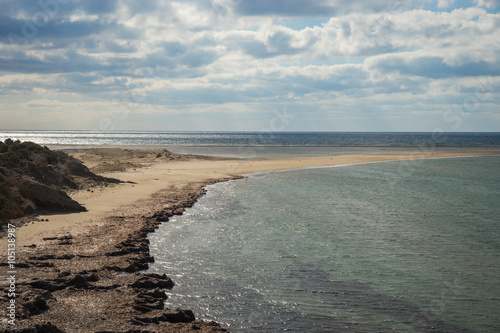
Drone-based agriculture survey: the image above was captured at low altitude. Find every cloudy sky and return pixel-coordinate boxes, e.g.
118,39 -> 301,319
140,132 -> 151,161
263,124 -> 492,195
0,0 -> 499,131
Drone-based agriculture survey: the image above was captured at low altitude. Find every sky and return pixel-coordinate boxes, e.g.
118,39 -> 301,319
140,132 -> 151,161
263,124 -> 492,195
0,0 -> 499,132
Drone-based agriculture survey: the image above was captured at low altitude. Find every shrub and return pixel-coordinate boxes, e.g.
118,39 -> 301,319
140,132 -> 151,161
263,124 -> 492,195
0,139 -> 71,170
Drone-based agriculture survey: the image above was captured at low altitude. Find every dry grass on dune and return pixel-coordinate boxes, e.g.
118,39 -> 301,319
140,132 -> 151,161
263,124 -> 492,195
62,148 -> 213,173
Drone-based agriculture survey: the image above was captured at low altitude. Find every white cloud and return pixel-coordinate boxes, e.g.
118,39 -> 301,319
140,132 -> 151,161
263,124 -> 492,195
474,0 -> 500,8
0,0 -> 499,131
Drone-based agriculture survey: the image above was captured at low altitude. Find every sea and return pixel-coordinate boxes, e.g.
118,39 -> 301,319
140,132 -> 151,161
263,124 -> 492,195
2,130 -> 499,332
148,157 -> 500,332
1,130 -> 500,158
1,130 -> 500,147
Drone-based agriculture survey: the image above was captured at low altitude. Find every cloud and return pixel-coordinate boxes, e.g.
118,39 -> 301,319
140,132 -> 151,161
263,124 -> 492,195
368,54 -> 500,79
235,0 -> 339,17
0,0 -> 499,131
234,0 -> 412,17
474,0 -> 500,8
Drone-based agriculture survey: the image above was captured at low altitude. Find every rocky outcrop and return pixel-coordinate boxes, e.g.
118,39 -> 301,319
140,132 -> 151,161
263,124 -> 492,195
17,175 -> 86,212
131,309 -> 196,325
130,273 -> 175,290
0,139 -> 121,225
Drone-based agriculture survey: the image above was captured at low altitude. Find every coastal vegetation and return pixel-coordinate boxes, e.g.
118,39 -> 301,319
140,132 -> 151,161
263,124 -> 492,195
0,139 -> 120,224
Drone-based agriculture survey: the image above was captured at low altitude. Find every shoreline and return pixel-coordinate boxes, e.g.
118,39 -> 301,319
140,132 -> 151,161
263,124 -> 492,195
1,148 -> 499,332
256,153 -> 500,175
47,144 -> 500,160
7,149 -> 500,249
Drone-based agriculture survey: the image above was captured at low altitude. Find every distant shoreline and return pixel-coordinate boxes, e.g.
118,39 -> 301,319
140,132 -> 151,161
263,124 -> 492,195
46,144 -> 500,160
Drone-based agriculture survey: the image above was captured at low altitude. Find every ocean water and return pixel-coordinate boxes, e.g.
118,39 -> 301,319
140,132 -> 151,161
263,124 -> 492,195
1,130 -> 500,147
148,156 -> 500,332
2,130 -> 499,158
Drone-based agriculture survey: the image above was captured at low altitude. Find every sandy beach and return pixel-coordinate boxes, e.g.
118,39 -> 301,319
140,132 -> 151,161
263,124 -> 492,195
5,148 -> 498,249
1,147 -> 499,332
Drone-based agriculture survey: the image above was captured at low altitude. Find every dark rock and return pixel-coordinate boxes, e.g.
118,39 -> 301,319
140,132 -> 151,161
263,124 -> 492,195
23,294 -> 50,315
141,225 -> 157,233
76,255 -> 93,259
130,274 -> 174,290
95,284 -> 121,291
139,289 -> 167,300
29,255 -> 56,260
29,262 -> 55,268
17,177 -> 86,212
133,291 -> 165,313
29,275 -> 91,291
58,271 -> 71,278
143,273 -> 168,280
58,254 -> 74,260
28,254 -> 74,261
86,273 -> 99,282
106,248 -> 130,256
29,280 -> 61,292
124,261 -> 149,273
160,309 -> 195,323
130,318 -> 148,326
115,238 -> 150,255
133,298 -> 164,313
66,274 -> 90,289
104,266 -> 122,272
133,305 -> 154,313
172,208 -> 184,215
56,235 -> 73,245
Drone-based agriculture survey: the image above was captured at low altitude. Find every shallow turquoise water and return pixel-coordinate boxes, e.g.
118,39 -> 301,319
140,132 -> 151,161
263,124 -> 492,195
148,156 -> 500,332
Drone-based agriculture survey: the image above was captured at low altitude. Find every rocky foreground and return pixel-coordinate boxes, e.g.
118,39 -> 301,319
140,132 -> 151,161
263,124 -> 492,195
0,142 -> 231,332
0,180 -> 232,332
